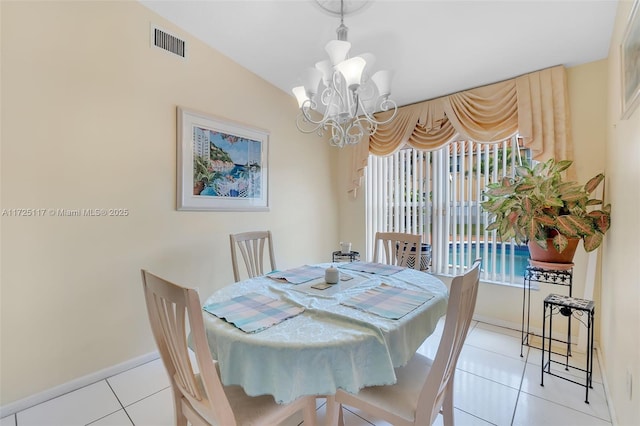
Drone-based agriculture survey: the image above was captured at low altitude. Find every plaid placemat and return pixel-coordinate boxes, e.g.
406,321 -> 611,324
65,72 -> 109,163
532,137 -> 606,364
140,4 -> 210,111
338,261 -> 404,276
267,265 -> 326,284
203,293 -> 305,333
341,283 -> 434,319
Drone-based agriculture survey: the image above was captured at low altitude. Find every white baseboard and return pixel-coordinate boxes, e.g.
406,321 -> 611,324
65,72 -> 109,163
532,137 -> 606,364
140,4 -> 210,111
472,313 -> 523,333
473,314 -> 601,355
0,351 -> 160,418
596,346 -> 618,425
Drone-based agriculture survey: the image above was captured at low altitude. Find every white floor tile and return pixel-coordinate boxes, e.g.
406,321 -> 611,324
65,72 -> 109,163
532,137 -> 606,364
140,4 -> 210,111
433,316 -> 446,335
278,398 -> 324,426
0,415 -> 16,426
526,346 -> 603,384
107,357 -> 170,407
457,344 -> 526,389
276,408 -> 306,426
16,381 -> 121,426
513,392 -> 612,426
309,402 -> 361,426
416,329 -> 442,359
278,397 -> 338,426
341,406 -> 389,425
464,325 -> 524,360
474,321 -> 522,340
88,409 -> 133,426
433,409 -> 494,426
125,387 -> 174,426
452,369 -> 520,425
322,397 -> 493,426
520,363 -> 611,422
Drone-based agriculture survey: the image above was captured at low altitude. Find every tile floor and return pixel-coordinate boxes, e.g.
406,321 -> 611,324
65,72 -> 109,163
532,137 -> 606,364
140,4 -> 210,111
1,320 -> 612,426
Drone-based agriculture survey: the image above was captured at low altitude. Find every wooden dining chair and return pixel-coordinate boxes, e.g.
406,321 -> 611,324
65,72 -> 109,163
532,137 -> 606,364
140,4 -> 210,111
325,259 -> 482,426
140,270 -> 317,426
373,232 -> 422,269
229,230 -> 277,282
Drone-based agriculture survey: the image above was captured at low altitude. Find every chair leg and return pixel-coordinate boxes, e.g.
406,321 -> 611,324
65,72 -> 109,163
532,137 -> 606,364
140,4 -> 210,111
180,398 -> 209,426
302,397 -> 317,426
324,396 -> 343,426
174,393 -> 187,426
442,381 -> 455,426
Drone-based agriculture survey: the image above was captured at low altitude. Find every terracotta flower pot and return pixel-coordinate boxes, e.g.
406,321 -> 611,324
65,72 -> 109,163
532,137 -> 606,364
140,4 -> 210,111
528,238 -> 579,264
193,181 -> 205,195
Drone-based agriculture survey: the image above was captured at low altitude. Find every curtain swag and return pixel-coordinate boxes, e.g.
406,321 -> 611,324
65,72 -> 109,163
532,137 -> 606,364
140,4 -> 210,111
349,65 -> 573,195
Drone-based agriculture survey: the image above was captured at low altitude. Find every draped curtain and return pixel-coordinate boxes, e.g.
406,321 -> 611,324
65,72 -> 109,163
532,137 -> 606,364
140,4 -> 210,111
349,65 -> 573,195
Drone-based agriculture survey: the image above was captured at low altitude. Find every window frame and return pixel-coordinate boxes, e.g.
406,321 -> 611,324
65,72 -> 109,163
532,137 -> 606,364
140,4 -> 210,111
365,136 -> 531,286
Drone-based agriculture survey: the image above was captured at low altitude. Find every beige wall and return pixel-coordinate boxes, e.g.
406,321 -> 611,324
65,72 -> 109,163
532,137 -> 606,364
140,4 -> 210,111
0,1 -> 339,406
602,1 -> 640,424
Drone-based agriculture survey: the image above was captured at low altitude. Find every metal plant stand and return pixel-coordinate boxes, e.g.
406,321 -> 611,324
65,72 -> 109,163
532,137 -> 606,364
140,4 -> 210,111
332,251 -> 360,263
541,294 -> 595,403
521,265 -> 573,357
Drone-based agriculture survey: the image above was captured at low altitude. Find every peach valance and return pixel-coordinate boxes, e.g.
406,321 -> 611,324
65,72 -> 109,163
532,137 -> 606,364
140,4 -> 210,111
349,65 -> 573,195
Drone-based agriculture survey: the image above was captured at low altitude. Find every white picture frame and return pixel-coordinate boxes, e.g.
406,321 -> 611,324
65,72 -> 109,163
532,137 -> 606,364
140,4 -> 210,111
621,0 -> 640,119
177,107 -> 269,211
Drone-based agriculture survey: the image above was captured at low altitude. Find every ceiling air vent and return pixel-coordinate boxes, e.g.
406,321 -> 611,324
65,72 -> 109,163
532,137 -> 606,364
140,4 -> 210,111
151,25 -> 186,58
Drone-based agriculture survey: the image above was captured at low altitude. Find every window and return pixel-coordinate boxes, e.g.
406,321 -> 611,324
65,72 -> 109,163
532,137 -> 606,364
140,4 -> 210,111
365,136 -> 531,285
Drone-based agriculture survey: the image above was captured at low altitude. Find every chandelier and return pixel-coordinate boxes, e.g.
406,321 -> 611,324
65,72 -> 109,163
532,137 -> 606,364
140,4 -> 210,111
292,0 -> 398,148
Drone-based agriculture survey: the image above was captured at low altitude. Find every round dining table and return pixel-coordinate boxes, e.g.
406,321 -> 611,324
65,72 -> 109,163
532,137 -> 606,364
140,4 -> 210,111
200,262 -> 448,403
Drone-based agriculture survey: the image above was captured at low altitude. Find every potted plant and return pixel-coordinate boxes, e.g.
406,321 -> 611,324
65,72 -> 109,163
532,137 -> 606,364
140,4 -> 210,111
481,159 -> 611,264
193,154 -> 220,195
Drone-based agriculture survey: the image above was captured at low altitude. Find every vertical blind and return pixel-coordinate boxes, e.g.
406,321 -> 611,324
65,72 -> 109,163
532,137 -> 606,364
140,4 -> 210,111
366,136 -> 529,284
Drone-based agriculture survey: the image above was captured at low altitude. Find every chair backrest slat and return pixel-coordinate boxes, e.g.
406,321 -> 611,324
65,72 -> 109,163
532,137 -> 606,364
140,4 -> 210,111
141,270 -> 236,424
417,259 -> 481,425
230,231 -> 276,282
373,232 -> 422,269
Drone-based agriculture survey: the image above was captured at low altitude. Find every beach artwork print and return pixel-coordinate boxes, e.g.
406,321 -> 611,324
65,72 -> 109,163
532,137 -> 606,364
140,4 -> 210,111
192,127 -> 262,199
177,108 -> 269,211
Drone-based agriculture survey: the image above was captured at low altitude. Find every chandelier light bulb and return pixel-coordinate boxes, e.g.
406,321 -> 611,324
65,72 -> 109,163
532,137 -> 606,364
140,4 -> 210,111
357,53 -> 376,76
371,70 -> 393,97
325,40 -> 351,65
315,60 -> 333,86
292,86 -> 309,108
335,57 -> 366,90
302,67 -> 323,97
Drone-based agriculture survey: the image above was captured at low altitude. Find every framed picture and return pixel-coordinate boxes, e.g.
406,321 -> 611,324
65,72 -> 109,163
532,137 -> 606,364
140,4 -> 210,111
621,0 -> 640,119
177,107 -> 269,211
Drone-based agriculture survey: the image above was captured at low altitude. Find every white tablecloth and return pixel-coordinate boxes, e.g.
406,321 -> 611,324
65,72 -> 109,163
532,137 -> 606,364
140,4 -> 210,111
201,263 -> 448,403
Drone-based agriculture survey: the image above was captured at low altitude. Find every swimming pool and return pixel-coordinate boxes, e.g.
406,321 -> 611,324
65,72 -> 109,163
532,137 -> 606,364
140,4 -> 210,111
448,242 -> 530,276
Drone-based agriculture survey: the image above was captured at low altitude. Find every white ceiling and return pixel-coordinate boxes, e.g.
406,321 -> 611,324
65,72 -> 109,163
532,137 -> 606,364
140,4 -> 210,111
140,0 -> 619,108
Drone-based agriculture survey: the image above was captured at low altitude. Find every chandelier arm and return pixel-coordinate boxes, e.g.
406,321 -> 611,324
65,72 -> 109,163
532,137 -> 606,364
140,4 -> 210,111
350,116 -> 375,133
296,97 -> 335,137
296,112 -> 327,135
351,91 -> 361,122
343,117 -> 373,145
379,98 -> 398,115
298,98 -> 333,127
331,72 -> 354,118
329,122 -> 347,147
356,97 -> 398,126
